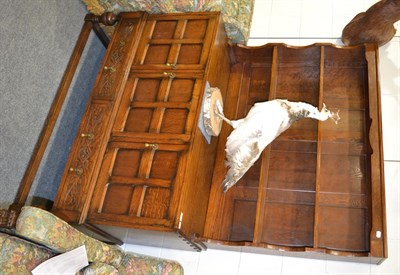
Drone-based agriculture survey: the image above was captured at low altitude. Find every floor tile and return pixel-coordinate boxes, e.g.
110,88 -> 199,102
196,249 -> 241,275
238,251 -> 283,275
325,258 -> 371,275
381,94 -> 400,161
379,40 -> 400,97
268,15 -> 301,38
282,255 -> 326,275
268,0 -> 302,37
301,0 -> 333,38
249,0 -> 272,38
384,161 -> 400,241
371,239 -> 400,275
160,247 -> 200,275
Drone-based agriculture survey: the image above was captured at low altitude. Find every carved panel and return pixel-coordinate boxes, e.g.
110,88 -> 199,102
95,19 -> 138,100
63,103 -> 109,208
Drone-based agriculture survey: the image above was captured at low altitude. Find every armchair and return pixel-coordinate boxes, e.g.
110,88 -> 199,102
0,206 -> 183,274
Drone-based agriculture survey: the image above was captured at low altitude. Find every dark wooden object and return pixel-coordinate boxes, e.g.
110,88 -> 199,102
4,11 -> 386,263
51,12 -> 231,251
203,43 -> 386,264
342,0 -> 400,46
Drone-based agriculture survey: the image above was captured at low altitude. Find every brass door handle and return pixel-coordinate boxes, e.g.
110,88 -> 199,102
144,143 -> 158,150
80,133 -> 94,139
104,66 -> 116,73
163,72 -> 176,79
166,63 -> 177,69
69,167 -> 83,175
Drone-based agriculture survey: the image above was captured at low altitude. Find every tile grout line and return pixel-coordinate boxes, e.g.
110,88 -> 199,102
236,251 -> 242,275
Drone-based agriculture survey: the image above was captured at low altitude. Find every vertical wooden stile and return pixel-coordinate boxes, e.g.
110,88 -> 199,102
253,45 -> 279,244
268,45 -> 279,100
365,44 -> 387,259
312,45 -> 325,250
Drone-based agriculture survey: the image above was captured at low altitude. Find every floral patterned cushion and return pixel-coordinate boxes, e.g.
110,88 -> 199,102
0,232 -> 55,274
14,207 -> 184,274
118,251 -> 184,274
81,0 -> 254,44
79,262 -> 119,274
15,206 -> 123,266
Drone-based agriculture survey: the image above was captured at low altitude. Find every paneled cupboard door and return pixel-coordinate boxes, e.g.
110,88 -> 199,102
111,71 -> 204,144
133,13 -> 218,70
86,12 -> 227,234
89,142 -> 188,228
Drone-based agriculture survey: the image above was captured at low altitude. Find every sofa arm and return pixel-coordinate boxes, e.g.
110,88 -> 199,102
15,206 -> 123,267
117,251 -> 184,275
79,262 -> 118,274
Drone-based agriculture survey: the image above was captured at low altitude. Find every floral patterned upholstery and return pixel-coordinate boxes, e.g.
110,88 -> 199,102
118,252 -> 184,274
0,206 -> 184,274
16,206 -> 123,266
0,232 -> 55,274
82,0 -> 255,44
80,262 -> 119,274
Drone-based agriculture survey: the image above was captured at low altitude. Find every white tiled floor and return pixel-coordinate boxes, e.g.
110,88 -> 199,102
123,1 -> 400,274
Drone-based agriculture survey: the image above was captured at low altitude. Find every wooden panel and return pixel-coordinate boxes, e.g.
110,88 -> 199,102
160,109 -> 189,134
53,103 -> 111,213
230,199 -> 257,241
219,188 -> 258,241
262,202 -> 315,247
132,78 -> 161,101
260,148 -> 316,247
274,45 -> 320,105
323,67 -> 367,109
113,72 -> 202,137
133,13 -> 218,70
152,20 -> 177,39
149,150 -> 179,180
89,142 -> 188,225
207,60 -> 272,241
183,19 -> 208,38
112,149 -> 142,178
320,109 -> 366,143
141,187 -> 171,219
102,184 -> 134,215
256,45 -> 320,248
168,79 -> 195,102
315,45 -> 371,253
124,108 -> 153,132
92,15 -> 146,100
266,150 -> 317,191
144,45 -> 171,64
319,154 -> 368,194
318,206 -> 369,252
